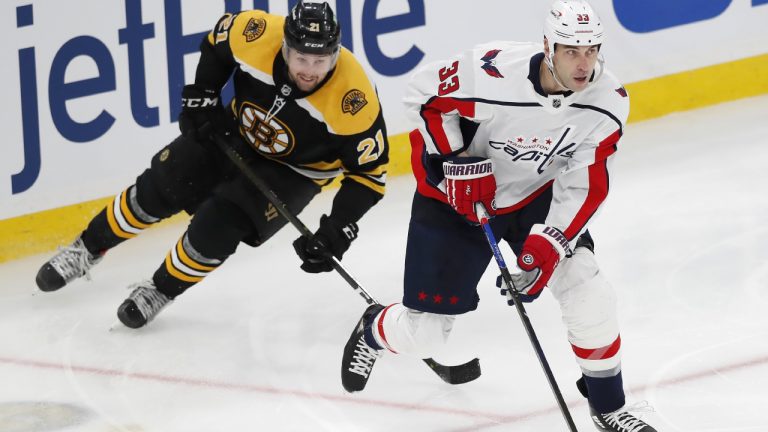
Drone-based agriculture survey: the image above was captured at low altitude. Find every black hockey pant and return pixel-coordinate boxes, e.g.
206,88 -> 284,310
79,134 -> 320,298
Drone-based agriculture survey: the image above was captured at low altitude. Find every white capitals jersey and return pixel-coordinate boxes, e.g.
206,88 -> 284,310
404,41 -> 629,242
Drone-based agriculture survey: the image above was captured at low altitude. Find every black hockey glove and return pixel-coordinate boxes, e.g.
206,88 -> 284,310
179,84 -> 226,142
292,215 -> 359,273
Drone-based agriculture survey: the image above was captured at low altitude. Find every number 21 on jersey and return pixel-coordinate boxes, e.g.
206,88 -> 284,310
214,14 -> 236,44
357,129 -> 385,165
437,61 -> 460,96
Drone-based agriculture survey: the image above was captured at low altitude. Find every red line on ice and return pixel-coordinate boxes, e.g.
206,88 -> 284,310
1,353 -> 767,428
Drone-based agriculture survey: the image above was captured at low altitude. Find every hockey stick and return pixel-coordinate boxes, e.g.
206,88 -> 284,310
475,203 -> 578,432
214,131 -> 481,385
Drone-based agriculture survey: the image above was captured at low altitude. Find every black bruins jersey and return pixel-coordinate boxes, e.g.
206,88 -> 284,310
194,10 -> 389,224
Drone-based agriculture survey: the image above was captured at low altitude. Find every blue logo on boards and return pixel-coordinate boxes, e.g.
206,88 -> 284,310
11,0 -> 425,195
11,0 -> 767,195
614,0 -> 730,33
615,0 -> 767,33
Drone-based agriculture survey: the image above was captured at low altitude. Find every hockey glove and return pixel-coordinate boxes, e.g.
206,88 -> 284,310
179,84 -> 226,142
495,271 -> 540,304
293,215 -> 359,274
516,224 -> 572,298
443,157 -> 496,224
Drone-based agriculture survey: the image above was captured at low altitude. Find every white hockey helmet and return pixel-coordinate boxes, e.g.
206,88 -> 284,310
544,0 -> 604,50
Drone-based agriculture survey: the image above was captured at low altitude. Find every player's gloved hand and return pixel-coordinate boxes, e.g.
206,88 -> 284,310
515,224 -> 572,298
442,157 -> 496,224
495,271 -> 540,304
293,215 -> 359,273
179,84 -> 225,142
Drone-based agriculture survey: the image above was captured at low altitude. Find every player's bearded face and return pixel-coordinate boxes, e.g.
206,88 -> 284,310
284,47 -> 337,92
553,45 -> 600,92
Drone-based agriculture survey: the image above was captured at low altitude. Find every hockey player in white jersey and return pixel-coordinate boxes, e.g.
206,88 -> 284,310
340,1 -> 656,431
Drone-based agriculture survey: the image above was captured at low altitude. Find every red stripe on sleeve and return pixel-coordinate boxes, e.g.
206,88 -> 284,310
563,130 -> 621,239
595,129 -> 621,161
572,335 -> 621,360
420,97 -> 476,155
409,129 -> 449,203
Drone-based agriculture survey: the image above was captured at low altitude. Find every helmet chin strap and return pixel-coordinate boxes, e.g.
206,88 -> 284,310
591,54 -> 606,85
545,52 -> 606,92
544,53 -> 569,92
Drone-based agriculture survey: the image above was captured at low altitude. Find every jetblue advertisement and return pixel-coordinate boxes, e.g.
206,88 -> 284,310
2,0 -> 767,219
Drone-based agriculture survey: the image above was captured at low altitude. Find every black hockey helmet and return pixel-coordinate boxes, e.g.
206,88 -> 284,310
284,1 -> 341,55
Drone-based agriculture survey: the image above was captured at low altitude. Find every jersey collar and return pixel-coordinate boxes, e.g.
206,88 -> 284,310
527,52 -> 573,98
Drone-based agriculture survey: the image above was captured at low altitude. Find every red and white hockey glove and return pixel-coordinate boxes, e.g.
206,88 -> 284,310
516,224 -> 572,299
443,157 -> 496,223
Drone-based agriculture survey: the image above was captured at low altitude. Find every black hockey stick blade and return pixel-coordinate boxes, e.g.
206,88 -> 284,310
423,357 -> 481,384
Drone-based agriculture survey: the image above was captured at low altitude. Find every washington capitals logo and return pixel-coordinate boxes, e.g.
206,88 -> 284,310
480,49 -> 504,78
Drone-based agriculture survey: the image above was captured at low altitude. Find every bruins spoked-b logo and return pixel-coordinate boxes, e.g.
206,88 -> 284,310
239,102 -> 295,156
342,89 -> 368,115
243,18 -> 266,42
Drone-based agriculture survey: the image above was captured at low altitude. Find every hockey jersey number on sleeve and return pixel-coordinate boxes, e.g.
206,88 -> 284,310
214,13 -> 237,44
437,61 -> 460,96
357,130 -> 386,166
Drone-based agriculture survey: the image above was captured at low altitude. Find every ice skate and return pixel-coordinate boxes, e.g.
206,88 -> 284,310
341,303 -> 384,392
590,402 -> 657,432
36,236 -> 103,292
117,280 -> 172,329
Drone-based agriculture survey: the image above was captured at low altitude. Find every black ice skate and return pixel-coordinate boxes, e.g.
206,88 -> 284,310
117,280 -> 172,329
341,304 -> 384,393
590,403 -> 657,432
36,236 -> 103,292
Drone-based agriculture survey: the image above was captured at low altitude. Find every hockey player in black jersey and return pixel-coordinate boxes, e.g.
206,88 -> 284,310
35,1 -> 388,329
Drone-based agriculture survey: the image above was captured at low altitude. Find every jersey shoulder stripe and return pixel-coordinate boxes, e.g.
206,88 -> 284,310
305,48 -> 381,136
